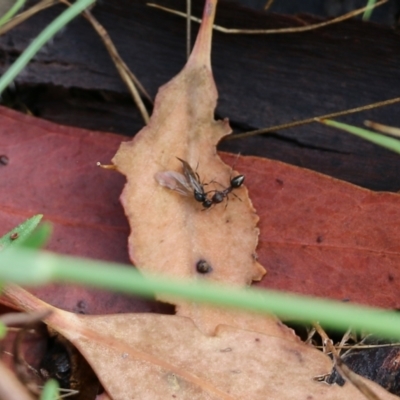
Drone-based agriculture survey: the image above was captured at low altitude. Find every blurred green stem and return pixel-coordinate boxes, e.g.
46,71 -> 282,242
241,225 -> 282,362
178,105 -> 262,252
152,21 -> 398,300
1,248 -> 400,340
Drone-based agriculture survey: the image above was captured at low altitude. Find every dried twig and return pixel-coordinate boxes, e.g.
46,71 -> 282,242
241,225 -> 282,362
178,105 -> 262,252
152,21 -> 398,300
365,120 -> 400,138
304,325 -> 316,345
315,342 -> 400,350
335,358 -> 382,400
313,322 -> 339,356
313,323 -> 382,400
186,0 -> 191,59
148,0 -> 394,141
0,0 -> 58,36
227,96 -> 400,140
1,310 -> 51,327
96,161 -> 117,170
0,0 -> 152,124
264,0 -> 275,11
336,327 -> 355,357
60,0 -> 151,124
147,0 -> 387,34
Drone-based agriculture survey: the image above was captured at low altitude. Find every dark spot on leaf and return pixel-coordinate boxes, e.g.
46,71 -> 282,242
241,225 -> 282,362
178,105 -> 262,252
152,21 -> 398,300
288,349 -> 304,363
0,155 -> 9,165
275,178 -> 283,186
75,300 -> 87,314
196,259 -> 213,274
316,235 -> 323,243
255,338 -> 260,342
388,274 -> 394,282
220,347 -> 232,352
10,232 -> 19,240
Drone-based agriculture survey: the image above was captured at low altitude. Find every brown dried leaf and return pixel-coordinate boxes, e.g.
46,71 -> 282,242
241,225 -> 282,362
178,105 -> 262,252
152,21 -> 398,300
112,0 -> 270,336
3,285 -> 398,400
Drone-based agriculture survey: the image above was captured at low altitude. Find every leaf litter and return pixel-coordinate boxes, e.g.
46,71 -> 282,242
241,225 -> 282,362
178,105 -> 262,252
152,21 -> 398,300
1,0 -> 399,398
98,1 -> 395,399
2,284 -> 399,400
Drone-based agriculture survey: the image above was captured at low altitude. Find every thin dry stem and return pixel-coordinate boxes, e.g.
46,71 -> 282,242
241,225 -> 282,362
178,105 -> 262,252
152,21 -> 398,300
186,0 -> 191,59
316,343 -> 400,350
55,388 -> 80,398
365,120 -> 400,138
264,0 -> 275,11
304,326 -> 316,345
313,323 -> 382,400
337,327 -> 354,357
60,0 -> 151,124
346,343 -> 399,349
82,8 -> 151,122
313,322 -> 339,357
335,359 -> 383,400
147,0 -> 387,34
0,0 -> 152,124
228,96 -> 400,140
0,310 -> 51,326
96,162 -> 117,170
0,0 -> 58,36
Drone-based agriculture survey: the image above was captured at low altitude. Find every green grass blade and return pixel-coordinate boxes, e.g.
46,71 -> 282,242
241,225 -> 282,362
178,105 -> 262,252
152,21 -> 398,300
0,321 -> 6,340
321,119 -> 400,155
1,248 -> 400,340
21,221 -> 52,249
0,0 -> 26,28
0,0 -> 95,95
40,379 -> 59,400
362,0 -> 377,20
0,214 -> 43,250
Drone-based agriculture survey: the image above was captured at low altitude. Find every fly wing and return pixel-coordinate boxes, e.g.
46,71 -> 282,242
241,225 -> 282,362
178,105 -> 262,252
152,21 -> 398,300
154,171 -> 192,196
176,157 -> 204,194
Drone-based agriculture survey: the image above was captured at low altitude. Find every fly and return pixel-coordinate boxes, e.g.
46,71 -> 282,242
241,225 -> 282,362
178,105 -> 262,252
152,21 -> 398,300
155,158 -> 244,209
176,158 -> 208,204
155,158 -> 212,208
155,170 -> 193,196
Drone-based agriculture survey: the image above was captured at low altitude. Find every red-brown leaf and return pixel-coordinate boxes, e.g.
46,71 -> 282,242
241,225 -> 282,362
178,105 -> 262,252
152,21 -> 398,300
0,106 -> 162,315
221,153 -> 400,308
1,106 -> 399,310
